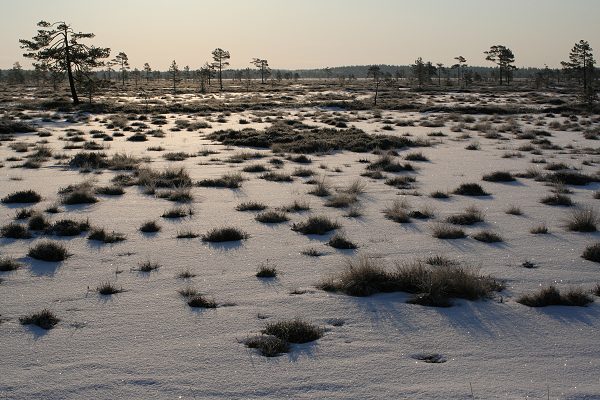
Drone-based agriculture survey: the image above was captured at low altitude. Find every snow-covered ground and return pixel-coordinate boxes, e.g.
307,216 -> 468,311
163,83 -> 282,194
1,97 -> 599,399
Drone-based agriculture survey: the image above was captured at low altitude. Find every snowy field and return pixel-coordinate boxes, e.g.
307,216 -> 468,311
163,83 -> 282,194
1,86 -> 599,399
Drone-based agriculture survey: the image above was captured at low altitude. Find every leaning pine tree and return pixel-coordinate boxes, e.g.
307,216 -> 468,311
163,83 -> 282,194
19,21 -> 110,105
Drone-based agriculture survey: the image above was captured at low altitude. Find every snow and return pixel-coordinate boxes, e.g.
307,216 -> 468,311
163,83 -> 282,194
1,98 -> 600,399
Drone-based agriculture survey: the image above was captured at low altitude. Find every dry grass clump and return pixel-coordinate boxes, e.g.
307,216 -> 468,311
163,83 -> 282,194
261,172 -> 294,182
505,205 -> 523,215
308,177 -> 331,197
28,213 -> 50,230
1,223 -> 32,239
383,199 -> 411,223
367,154 -> 414,172
453,183 -> 489,196
384,176 -> 417,189
187,294 -> 217,308
19,309 -> 59,330
136,260 -> 160,272
161,206 -> 194,219
319,256 -> 502,306
482,171 -> 516,182
342,178 -> 367,195
404,152 -> 429,162
564,207 -> 598,232
236,201 -> 267,211
280,199 -> 310,212
156,188 -> 193,203
292,167 -> 315,177
139,220 -> 161,233
198,172 -> 244,188
243,335 -> 290,357
325,193 -> 358,208
291,215 -> 340,235
88,228 -> 126,243
60,182 -> 98,205
0,256 -> 23,271
328,232 -> 357,249
95,185 -> 125,196
530,223 -> 549,234
28,241 -> 70,261
540,193 -> 573,206
176,230 -> 199,239
136,167 -> 192,188
2,190 -> 42,204
430,190 -> 450,199
256,261 -> 278,278
582,243 -> 600,262
242,164 -> 269,173
262,319 -> 323,344
431,223 -> 466,239
472,230 -> 503,243
517,286 -> 593,307
446,205 -> 485,225
96,281 -> 124,295
46,219 -> 90,236
202,227 -> 249,242
255,210 -> 289,223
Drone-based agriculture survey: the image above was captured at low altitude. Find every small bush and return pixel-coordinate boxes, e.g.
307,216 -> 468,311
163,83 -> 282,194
28,241 -> 70,261
308,178 -> 331,197
431,223 -> 466,239
291,215 -> 340,235
324,193 -> 357,208
453,183 -> 489,196
188,294 -> 217,308
301,247 -> 322,257
0,256 -> 23,271
137,260 -> 160,272
280,199 -> 310,212
256,261 -> 278,278
95,186 -> 125,196
1,223 -> 32,239
472,230 -> 503,243
136,167 -> 192,188
255,210 -> 289,223
262,319 -> 323,344
46,219 -> 90,236
140,220 -> 161,233
261,172 -> 293,182
96,282 -> 124,295
2,190 -> 41,204
61,189 -> 98,205
203,227 -> 249,242
482,171 -> 515,182
88,228 -> 126,243
505,205 -> 522,215
177,269 -> 196,279
236,201 -> 267,211
383,199 -> 411,223
19,309 -> 59,330
384,176 -> 416,189
405,152 -> 429,161
530,224 -> 549,234
198,172 -> 244,188
328,232 -> 357,249
540,193 -> 573,206
446,205 -> 484,225
161,206 -> 193,219
517,286 -> 593,307
582,243 -> 600,262
319,256 -> 502,303
243,335 -> 290,357
14,208 -> 33,220
242,164 -> 269,173
565,207 -> 598,232
430,191 -> 450,199
28,213 -> 50,231
176,230 -> 199,239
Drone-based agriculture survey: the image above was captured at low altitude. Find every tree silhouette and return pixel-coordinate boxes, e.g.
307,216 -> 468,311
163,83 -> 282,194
211,48 -> 230,90
168,60 -> 180,94
20,21 -> 110,105
112,51 -> 129,86
412,57 -> 427,87
484,45 -> 516,85
435,63 -> 444,86
251,58 -> 270,84
367,65 -> 381,82
562,40 -> 595,91
454,56 -> 467,87
143,63 -> 152,82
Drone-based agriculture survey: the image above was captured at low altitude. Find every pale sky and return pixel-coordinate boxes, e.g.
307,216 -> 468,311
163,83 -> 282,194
1,0 -> 599,70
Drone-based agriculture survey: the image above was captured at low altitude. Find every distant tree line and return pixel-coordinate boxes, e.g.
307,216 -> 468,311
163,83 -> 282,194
7,20 -> 598,107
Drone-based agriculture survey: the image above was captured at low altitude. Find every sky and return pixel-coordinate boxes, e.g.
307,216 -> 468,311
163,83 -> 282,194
1,0 -> 599,71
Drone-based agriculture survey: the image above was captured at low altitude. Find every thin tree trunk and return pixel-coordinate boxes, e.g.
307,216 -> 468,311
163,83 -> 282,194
64,34 -> 79,105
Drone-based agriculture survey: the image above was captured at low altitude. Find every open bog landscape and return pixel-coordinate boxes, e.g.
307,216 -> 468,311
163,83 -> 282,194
1,1 -> 600,399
